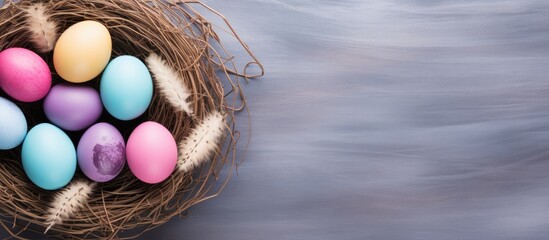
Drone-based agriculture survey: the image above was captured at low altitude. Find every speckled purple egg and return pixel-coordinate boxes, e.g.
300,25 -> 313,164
77,122 -> 125,182
44,83 -> 102,131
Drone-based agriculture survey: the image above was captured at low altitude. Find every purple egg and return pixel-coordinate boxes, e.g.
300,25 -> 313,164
77,122 -> 125,182
44,83 -> 102,131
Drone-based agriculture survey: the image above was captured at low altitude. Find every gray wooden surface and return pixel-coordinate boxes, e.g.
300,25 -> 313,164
143,1 -> 549,239
4,0 -> 549,239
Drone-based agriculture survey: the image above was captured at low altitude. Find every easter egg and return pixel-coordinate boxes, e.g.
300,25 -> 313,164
100,55 -> 153,121
43,83 -> 103,131
54,20 -> 112,83
0,48 -> 52,102
0,97 -> 27,150
77,122 -> 125,182
126,121 -> 177,184
21,123 -> 77,190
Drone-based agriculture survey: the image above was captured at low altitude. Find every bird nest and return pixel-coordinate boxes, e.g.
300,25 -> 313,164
0,0 -> 262,238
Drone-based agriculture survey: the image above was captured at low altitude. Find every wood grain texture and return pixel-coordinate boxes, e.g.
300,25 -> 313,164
3,0 -> 549,239
149,1 -> 549,239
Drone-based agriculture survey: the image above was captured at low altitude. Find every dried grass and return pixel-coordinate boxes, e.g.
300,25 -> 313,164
0,0 -> 263,238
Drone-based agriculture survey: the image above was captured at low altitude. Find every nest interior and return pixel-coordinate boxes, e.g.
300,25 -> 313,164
0,0 -> 262,238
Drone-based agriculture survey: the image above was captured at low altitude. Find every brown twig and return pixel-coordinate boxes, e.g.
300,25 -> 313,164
0,0 -> 262,238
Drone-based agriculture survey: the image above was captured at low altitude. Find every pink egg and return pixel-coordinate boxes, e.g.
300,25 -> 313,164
0,48 -> 52,102
126,121 -> 177,184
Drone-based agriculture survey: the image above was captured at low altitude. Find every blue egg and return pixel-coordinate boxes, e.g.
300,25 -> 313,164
22,123 -> 76,190
0,97 -> 27,150
100,55 -> 153,121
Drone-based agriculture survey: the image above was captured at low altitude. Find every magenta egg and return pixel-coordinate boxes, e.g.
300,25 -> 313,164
0,48 -> 52,102
44,83 -> 103,131
77,122 -> 125,182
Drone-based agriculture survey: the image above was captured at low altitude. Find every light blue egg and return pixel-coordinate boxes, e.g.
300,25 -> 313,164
100,55 -> 153,121
21,123 -> 76,190
0,97 -> 27,150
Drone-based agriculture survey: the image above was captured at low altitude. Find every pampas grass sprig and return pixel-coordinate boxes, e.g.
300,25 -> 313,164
45,180 -> 96,233
178,111 -> 225,173
146,53 -> 194,115
24,3 -> 58,53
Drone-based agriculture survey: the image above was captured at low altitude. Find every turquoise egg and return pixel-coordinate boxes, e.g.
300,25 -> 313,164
0,97 -> 27,150
100,55 -> 153,121
21,123 -> 76,190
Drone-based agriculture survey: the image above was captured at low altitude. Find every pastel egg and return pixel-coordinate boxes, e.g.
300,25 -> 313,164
0,97 -> 27,150
0,48 -> 52,102
126,121 -> 177,184
100,55 -> 153,121
77,122 -> 125,182
43,83 -> 102,131
54,20 -> 112,83
22,123 -> 76,190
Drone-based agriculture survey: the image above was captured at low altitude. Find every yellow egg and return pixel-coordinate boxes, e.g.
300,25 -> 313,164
53,21 -> 112,83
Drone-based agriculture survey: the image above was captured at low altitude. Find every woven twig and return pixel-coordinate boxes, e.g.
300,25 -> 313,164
0,0 -> 262,238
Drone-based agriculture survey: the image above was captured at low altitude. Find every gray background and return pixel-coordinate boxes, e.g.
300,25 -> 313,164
144,0 -> 549,239
4,0 -> 549,239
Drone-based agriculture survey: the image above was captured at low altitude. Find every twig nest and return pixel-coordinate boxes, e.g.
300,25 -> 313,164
0,0 -> 262,238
